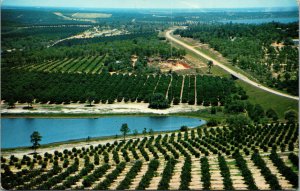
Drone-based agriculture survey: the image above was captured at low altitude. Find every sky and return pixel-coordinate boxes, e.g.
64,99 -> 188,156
2,0 -> 299,9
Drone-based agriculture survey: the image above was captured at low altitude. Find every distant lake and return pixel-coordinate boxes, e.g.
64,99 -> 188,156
1,116 -> 205,148
220,17 -> 298,24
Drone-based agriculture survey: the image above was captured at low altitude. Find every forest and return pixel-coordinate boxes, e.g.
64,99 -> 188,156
1,26 -> 88,51
174,22 -> 299,95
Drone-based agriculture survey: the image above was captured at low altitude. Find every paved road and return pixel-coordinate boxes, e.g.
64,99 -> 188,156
166,29 -> 299,101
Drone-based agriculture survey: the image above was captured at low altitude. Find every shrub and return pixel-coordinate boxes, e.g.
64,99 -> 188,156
211,106 -> 217,114
207,118 -> 219,127
284,110 -> 298,123
288,153 -> 299,169
173,97 -> 180,105
148,93 -> 170,109
180,125 -> 188,132
63,159 -> 69,168
226,114 -> 251,128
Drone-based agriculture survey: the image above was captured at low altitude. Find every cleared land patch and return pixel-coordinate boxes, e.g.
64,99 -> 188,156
71,13 -> 112,19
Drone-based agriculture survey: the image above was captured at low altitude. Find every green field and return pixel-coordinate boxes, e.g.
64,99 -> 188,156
236,80 -> 298,119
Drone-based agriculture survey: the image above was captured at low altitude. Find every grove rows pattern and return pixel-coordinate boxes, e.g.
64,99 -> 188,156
1,123 -> 298,190
2,70 -> 236,105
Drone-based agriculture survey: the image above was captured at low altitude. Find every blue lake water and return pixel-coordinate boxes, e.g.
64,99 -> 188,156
220,17 -> 299,24
1,116 -> 205,148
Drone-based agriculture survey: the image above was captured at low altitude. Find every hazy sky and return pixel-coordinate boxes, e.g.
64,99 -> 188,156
2,0 -> 298,9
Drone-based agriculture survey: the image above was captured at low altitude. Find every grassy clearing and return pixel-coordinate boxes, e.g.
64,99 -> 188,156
236,80 -> 298,118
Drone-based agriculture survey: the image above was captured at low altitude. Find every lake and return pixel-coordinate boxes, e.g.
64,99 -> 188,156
220,17 -> 298,24
1,116 -> 205,148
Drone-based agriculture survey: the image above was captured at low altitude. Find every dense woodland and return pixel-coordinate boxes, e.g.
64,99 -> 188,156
2,26 -> 88,51
175,22 -> 299,95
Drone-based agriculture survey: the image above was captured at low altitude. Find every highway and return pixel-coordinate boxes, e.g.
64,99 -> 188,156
165,29 -> 299,101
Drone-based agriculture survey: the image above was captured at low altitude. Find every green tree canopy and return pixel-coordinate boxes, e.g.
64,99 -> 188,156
30,131 -> 42,153
120,123 -> 130,141
85,91 -> 96,106
142,128 -> 147,138
226,115 -> 251,128
148,93 -> 170,109
266,108 -> 278,121
284,110 -> 298,123
207,60 -> 213,74
207,118 -> 219,127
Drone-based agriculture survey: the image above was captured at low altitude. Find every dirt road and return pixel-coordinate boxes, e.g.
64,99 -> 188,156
166,29 -> 299,101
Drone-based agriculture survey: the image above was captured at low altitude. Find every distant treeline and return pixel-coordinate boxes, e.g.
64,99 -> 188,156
54,32 -> 157,46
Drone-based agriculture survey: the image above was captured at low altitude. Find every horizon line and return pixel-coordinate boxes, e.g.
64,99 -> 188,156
2,5 -> 299,10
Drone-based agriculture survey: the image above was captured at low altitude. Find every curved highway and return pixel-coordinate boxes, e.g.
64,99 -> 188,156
166,29 -> 299,101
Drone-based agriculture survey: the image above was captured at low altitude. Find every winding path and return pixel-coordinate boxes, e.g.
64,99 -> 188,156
165,29 -> 299,101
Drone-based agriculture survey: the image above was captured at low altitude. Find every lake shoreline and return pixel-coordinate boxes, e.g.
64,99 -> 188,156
1,112 -> 201,118
1,123 -> 206,155
2,116 -> 206,149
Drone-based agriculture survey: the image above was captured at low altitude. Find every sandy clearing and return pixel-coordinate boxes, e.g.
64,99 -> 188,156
71,13 -> 112,19
1,102 -> 205,115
